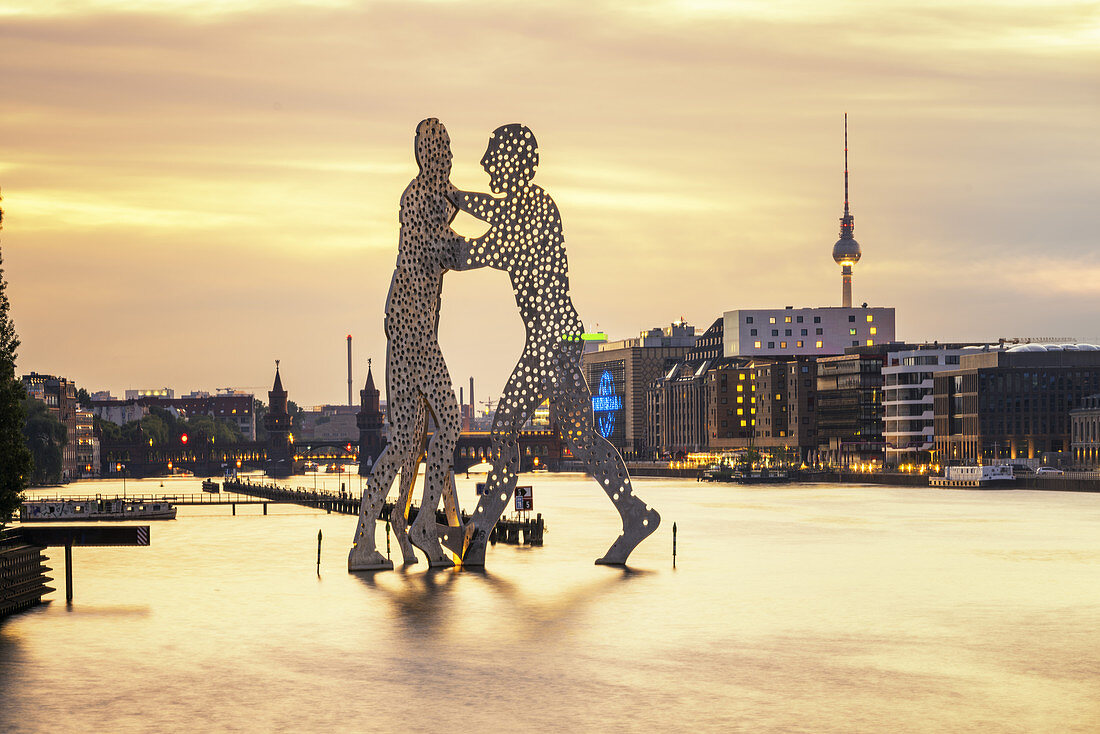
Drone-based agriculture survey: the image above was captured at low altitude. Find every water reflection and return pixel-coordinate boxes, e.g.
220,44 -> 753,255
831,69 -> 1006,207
3,474 -> 1100,733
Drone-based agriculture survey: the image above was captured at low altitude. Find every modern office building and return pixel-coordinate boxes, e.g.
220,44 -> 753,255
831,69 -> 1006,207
583,322 -> 696,456
815,349 -> 887,466
723,306 -> 895,360
933,344 -> 1100,464
882,345 -> 993,466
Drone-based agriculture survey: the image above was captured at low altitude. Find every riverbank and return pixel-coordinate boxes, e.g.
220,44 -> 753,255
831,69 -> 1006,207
624,464 -> 1100,492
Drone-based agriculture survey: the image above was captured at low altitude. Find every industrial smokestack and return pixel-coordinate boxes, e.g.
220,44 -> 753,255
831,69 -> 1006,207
470,377 -> 474,417
347,335 -> 353,407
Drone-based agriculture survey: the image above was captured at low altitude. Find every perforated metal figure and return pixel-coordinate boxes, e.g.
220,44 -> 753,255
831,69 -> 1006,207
450,124 -> 661,565
348,118 -> 465,570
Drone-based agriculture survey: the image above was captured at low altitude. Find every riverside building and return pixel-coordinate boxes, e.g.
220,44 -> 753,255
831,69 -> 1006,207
583,322 -> 696,457
22,372 -> 97,479
645,319 -> 723,457
723,306 -> 895,360
1070,394 -> 1100,469
815,349 -> 888,467
882,345 -> 993,466
933,344 -> 1100,464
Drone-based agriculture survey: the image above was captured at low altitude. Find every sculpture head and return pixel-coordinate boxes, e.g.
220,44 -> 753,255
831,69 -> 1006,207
480,123 -> 538,194
414,118 -> 452,181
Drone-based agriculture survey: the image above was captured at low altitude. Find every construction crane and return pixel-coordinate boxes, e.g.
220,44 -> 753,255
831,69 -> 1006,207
217,386 -> 265,395
479,397 -> 497,417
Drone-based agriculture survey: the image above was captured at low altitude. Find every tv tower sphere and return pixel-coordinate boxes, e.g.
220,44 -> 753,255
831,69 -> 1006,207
832,236 -> 861,267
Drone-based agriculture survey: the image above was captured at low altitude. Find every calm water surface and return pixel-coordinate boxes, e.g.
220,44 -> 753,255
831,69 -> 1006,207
2,474 -> 1099,733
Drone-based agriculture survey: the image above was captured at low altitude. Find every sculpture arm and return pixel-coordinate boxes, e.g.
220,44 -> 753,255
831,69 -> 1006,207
445,184 -> 509,271
447,183 -> 500,223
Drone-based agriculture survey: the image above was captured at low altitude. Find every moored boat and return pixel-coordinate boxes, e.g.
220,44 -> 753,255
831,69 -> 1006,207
20,498 -> 177,522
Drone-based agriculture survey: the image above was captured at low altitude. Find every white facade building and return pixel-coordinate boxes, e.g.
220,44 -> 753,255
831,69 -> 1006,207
882,345 -> 985,465
723,306 -> 896,359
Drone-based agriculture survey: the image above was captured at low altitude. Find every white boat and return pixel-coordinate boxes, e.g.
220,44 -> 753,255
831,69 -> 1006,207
930,465 -> 1015,488
20,498 -> 177,522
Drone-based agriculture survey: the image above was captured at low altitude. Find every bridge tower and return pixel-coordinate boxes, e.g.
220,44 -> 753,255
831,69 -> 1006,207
357,359 -> 384,475
265,360 -> 294,477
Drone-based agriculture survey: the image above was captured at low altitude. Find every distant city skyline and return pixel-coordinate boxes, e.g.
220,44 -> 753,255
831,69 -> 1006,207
1,0 -> 1097,405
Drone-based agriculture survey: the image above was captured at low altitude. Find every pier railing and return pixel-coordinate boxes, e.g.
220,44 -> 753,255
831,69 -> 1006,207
224,478 -> 545,546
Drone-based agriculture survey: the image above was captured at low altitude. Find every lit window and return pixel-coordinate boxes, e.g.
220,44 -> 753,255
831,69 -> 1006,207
739,374 -> 745,380
740,420 -> 747,427
849,328 -> 857,335
737,396 -> 743,403
784,316 -> 792,323
870,327 -> 877,335
769,317 -> 776,324
737,385 -> 744,392
797,341 -> 804,348
775,394 -> 782,400
816,341 -> 823,348
780,342 -> 787,349
754,341 -> 761,348
867,314 -> 874,322
750,408 -> 756,415
737,409 -> 744,415
866,340 -> 873,346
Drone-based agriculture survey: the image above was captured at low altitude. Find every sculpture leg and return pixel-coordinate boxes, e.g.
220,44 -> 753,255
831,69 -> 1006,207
410,365 -> 463,567
554,355 -> 660,565
348,391 -> 417,571
462,360 -> 543,566
389,403 -> 428,565
390,451 -> 422,565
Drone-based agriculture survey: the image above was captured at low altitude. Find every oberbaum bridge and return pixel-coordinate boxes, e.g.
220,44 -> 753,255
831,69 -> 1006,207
100,363 -> 564,482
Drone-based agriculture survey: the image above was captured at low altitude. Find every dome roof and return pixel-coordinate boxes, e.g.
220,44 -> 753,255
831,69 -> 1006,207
1006,343 -> 1100,353
833,238 -> 862,265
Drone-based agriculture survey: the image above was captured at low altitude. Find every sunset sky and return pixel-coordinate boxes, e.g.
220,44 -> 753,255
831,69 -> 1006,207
1,0 -> 1098,407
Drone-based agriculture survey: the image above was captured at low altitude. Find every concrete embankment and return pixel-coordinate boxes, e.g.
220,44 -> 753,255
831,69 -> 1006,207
808,471 -> 1100,493
625,464 -> 701,479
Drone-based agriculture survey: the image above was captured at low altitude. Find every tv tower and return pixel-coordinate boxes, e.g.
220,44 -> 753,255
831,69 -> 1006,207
832,113 -> 862,308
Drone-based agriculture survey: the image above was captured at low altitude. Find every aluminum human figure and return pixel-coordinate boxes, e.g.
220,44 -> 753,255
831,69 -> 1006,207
449,124 -> 660,565
348,118 -> 465,570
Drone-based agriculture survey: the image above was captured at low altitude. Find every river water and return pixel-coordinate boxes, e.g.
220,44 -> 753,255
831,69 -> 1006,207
2,474 -> 1099,733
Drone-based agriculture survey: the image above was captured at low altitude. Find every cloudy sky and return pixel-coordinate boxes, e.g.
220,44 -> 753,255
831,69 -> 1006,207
1,0 -> 1097,406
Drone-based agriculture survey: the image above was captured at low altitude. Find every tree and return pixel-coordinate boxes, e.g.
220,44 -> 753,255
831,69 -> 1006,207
254,398 -> 268,441
76,387 -> 93,406
0,193 -> 33,523
21,398 -> 65,486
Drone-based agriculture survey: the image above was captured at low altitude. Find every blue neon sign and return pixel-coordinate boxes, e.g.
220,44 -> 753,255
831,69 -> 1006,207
592,370 -> 622,439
